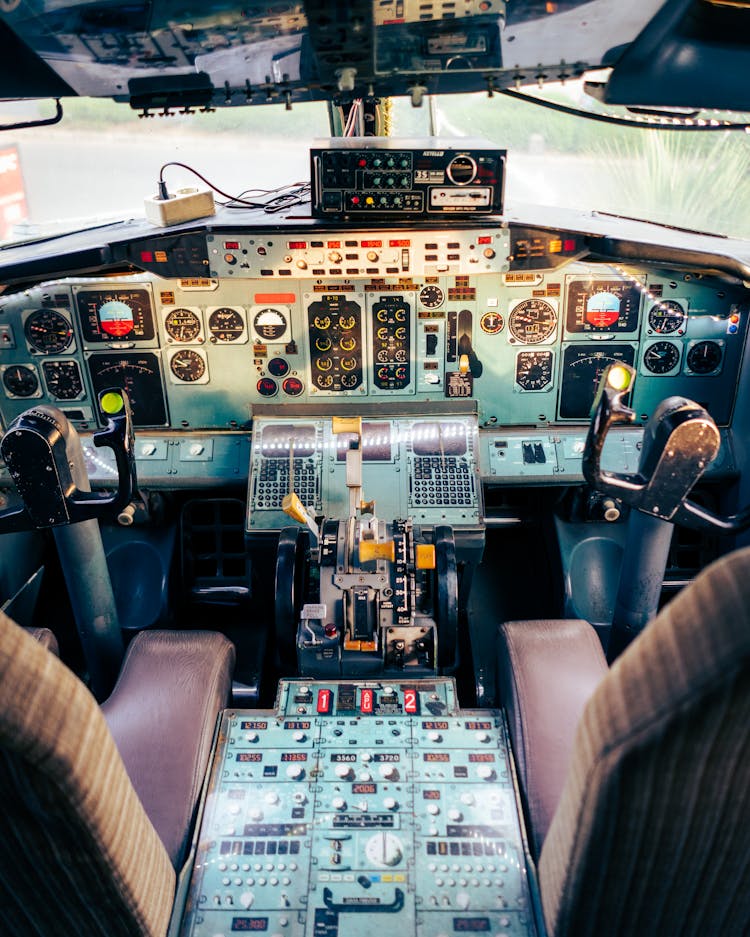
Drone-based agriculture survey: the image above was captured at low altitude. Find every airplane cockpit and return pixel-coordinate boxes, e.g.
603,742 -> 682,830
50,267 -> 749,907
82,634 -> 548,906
0,2 -> 749,936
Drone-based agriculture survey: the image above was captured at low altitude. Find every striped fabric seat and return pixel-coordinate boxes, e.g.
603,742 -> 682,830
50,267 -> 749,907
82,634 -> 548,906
0,610 -> 175,937
539,546 -> 750,937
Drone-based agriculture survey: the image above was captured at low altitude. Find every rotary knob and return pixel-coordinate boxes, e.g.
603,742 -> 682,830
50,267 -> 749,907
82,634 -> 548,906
328,251 -> 342,263
335,763 -> 355,780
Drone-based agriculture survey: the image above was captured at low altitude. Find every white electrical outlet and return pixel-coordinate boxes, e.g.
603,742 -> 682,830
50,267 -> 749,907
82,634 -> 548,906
144,187 -> 215,226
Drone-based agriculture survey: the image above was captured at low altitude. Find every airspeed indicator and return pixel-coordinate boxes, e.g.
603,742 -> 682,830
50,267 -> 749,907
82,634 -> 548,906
508,298 -> 557,344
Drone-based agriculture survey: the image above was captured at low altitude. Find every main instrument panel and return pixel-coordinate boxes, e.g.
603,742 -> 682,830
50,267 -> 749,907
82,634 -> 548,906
0,224 -> 746,488
179,679 -> 540,937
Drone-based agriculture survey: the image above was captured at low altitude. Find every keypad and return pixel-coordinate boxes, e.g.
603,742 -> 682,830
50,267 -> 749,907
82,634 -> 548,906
410,456 -> 475,507
254,458 -> 319,509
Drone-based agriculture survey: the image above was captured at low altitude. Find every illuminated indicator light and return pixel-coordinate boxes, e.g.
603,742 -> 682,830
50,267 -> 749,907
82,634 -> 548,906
389,239 -> 410,247
287,241 -> 307,250
154,251 -> 168,263
729,325 -> 738,334
361,240 -> 382,248
100,391 -> 124,415
140,251 -> 154,263
254,293 -> 296,304
403,688 -> 418,713
477,235 -> 492,244
358,158 -> 367,167
365,197 -> 374,206
731,314 -> 740,323
564,239 -> 577,251
351,196 -> 360,205
361,689 -> 374,713
317,689 -> 332,713
257,246 -> 267,255
224,241 -> 240,250
607,365 -> 631,392
549,239 -> 562,253
327,241 -> 341,248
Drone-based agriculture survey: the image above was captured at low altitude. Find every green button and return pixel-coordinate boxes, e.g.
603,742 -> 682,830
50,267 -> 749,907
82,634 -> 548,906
100,391 -> 124,415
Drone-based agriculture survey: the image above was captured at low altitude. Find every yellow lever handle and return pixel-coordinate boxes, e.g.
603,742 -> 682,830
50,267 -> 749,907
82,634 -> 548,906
282,492 -> 308,525
332,415 -> 362,436
359,540 -> 396,564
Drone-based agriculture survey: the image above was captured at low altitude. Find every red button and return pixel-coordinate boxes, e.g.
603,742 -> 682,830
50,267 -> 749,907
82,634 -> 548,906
403,688 -> 418,714
317,689 -> 332,714
361,688 -> 374,713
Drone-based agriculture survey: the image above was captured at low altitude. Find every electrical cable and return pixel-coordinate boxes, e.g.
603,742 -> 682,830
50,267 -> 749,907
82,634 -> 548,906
158,162 -> 310,212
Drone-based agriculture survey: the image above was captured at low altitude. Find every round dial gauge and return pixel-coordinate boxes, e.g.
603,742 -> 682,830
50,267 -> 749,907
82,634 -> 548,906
364,832 -> 404,868
515,350 -> 553,390
253,307 -> 287,341
42,360 -> 83,399
419,285 -> 444,309
209,307 -> 245,342
169,349 -> 206,382
508,298 -> 557,344
164,308 -> 201,343
648,300 -> 686,334
686,340 -> 722,374
643,341 -> 680,374
24,309 -> 73,354
3,364 -> 38,397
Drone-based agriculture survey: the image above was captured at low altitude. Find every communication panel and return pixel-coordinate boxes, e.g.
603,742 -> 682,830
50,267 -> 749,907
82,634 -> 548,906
179,679 -> 540,937
247,415 -> 481,532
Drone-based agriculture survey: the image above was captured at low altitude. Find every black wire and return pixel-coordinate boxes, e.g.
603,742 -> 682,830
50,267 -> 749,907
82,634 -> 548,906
159,161 -> 310,213
499,88 -> 750,131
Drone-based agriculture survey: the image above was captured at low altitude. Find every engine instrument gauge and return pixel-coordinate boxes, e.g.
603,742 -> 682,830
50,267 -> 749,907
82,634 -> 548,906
643,341 -> 680,374
42,360 -> 84,399
419,285 -> 444,309
647,299 -> 686,334
77,289 -> 155,343
208,306 -> 246,343
2,364 -> 39,398
560,344 -> 635,419
566,279 -> 640,333
253,307 -> 288,342
24,308 -> 73,354
169,348 -> 207,383
164,307 -> 202,343
515,350 -> 553,390
88,353 -> 167,426
508,298 -> 557,344
686,340 -> 723,375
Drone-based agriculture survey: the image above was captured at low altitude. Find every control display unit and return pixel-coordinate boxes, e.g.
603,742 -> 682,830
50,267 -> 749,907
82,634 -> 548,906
311,140 -> 505,218
179,679 -> 540,937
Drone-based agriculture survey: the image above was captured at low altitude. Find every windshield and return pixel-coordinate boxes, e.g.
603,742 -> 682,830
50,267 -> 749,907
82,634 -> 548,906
1,82 -> 749,245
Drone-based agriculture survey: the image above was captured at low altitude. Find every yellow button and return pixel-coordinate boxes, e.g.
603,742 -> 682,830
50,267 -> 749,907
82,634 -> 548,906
416,544 -> 436,570
359,540 -> 396,564
332,416 -> 362,435
100,390 -> 124,415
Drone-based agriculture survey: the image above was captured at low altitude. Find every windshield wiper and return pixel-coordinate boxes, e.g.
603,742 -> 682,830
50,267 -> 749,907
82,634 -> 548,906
594,211 -> 728,239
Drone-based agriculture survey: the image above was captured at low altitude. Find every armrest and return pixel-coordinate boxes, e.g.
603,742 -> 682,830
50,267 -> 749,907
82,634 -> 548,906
102,630 -> 235,868
498,619 -> 607,857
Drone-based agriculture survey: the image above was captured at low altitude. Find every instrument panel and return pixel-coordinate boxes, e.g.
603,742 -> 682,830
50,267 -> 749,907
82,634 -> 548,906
0,227 -> 746,445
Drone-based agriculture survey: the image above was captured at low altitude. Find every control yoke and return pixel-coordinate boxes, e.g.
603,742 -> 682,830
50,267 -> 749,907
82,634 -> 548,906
0,389 -> 137,533
583,363 -> 750,534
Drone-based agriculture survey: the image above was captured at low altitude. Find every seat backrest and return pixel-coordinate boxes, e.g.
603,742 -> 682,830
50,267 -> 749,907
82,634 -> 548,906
539,546 -> 750,937
0,610 -> 175,937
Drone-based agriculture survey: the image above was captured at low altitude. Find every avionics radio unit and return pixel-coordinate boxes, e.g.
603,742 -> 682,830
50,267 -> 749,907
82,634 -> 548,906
311,138 -> 506,219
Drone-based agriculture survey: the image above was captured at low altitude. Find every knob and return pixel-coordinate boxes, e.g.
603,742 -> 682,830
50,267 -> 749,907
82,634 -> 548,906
286,764 -> 304,780
293,731 -> 307,742
361,752 -> 372,762
477,765 -> 496,780
383,797 -> 398,810
366,251 -> 379,262
295,259 -> 308,269
427,803 -> 440,815
189,443 -> 205,457
335,763 -> 354,780
249,808 -> 263,821
460,792 -> 475,806
379,764 -> 397,779
448,808 -> 463,822
265,791 -> 279,805
457,892 -> 471,910
140,442 -> 157,457
246,731 -> 259,742
475,731 -> 490,743
293,791 -> 307,805
328,251 -> 342,263
332,797 -> 347,810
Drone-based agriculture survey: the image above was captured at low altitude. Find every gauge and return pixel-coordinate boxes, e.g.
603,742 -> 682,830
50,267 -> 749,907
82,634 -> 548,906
208,306 -> 246,343
480,312 -> 504,334
566,279 -> 640,333
282,376 -> 304,396
419,285 -> 444,309
686,340 -> 723,375
508,298 -> 557,344
42,360 -> 83,399
77,289 -> 155,343
87,353 -> 167,426
648,300 -> 686,334
164,307 -> 202,343
169,349 -> 207,383
257,377 -> 278,397
364,832 -> 404,868
560,345 -> 636,419
253,307 -> 287,341
515,350 -> 553,390
268,357 -> 290,377
643,341 -> 680,374
24,308 -> 73,354
2,364 -> 39,397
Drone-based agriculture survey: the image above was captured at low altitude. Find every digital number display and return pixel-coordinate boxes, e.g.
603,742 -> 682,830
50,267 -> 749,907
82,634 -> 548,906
331,753 -> 357,762
423,790 -> 441,799
284,721 -> 310,730
280,753 -> 307,762
78,289 -> 155,343
241,721 -> 268,730
236,753 -> 263,762
231,917 -> 268,931
412,421 -> 467,456
423,721 -> 449,730
373,753 -> 400,762
424,753 -> 450,762
453,917 -> 490,931
566,279 -> 640,333
352,783 -> 377,794
464,721 -> 492,731
469,753 -> 495,763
